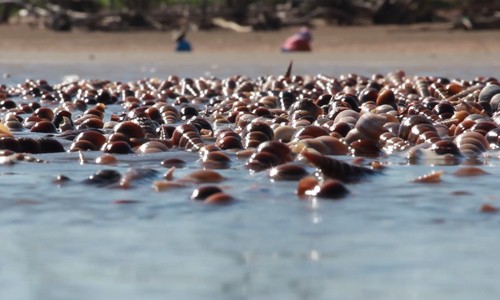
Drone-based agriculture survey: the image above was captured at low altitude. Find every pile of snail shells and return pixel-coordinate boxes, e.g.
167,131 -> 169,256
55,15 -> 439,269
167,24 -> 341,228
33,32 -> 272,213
1,73 -> 499,200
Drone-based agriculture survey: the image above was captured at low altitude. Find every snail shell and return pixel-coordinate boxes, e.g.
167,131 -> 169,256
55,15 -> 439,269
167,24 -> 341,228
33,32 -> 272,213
136,141 -> 171,153
349,139 -> 382,157
289,136 -> 348,156
82,169 -> 121,187
454,131 -> 489,159
398,115 -> 432,141
172,123 -> 204,152
269,163 -> 309,181
290,125 -> 330,142
305,179 -> 350,200
301,150 -> 376,182
190,185 -> 223,201
183,169 -> 224,183
201,150 -> 231,169
245,140 -> 291,172
355,112 -> 388,143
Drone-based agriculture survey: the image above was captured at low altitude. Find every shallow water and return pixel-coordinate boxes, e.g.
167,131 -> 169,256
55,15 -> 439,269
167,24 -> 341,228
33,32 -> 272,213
1,58 -> 500,300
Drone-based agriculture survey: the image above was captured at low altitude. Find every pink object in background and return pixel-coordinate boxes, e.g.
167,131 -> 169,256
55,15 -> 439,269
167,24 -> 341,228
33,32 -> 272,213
281,27 -> 312,52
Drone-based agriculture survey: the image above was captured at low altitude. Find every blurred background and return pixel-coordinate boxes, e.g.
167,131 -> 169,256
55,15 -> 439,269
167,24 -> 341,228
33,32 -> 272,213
0,0 -> 499,32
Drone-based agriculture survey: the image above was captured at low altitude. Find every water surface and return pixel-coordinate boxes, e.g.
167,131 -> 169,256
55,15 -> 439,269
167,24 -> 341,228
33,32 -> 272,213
0,58 -> 499,300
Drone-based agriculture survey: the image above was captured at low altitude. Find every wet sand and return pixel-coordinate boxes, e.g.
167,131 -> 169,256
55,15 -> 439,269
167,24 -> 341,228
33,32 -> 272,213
0,23 -> 499,65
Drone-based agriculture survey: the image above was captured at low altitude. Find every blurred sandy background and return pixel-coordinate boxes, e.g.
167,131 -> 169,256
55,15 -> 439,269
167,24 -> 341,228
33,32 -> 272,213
0,23 -> 499,60
0,23 -> 499,81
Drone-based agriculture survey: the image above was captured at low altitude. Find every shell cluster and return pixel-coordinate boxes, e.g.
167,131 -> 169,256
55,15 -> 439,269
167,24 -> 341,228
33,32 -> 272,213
1,70 -> 499,203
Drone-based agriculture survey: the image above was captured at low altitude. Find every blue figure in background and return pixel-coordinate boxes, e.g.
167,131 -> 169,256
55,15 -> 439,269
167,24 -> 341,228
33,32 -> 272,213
174,31 -> 192,52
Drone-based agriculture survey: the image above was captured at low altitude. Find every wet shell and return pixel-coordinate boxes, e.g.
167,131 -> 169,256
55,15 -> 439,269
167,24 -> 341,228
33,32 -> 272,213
101,141 -> 134,154
269,163 -> 309,181
355,112 -> 388,142
301,150 -> 376,182
152,180 -> 189,192
349,139 -> 382,157
430,140 -> 462,156
452,167 -> 489,177
296,176 -> 318,196
201,151 -> 231,169
485,128 -> 500,149
30,121 -> 57,133
408,123 -> 440,145
246,140 -> 292,172
69,140 -> 98,152
305,179 -> 350,199
114,121 -> 145,139
242,121 -> 274,148
291,125 -> 330,142
190,185 -> 223,200
398,115 -> 432,141
75,130 -> 106,149
215,130 -> 244,150
289,136 -> 348,156
95,154 -> 118,165
82,169 -> 122,187
183,169 -> 224,183
119,168 -> 159,189
480,203 -> 499,213
412,170 -> 444,183
478,84 -> 500,103
203,192 -> 234,205
17,137 -> 39,153
0,136 -> 21,152
136,141 -> 171,153
454,131 -> 489,158
37,137 -> 65,153
172,123 -> 204,152
3,115 -> 23,132
376,89 -> 396,107
161,158 -> 186,168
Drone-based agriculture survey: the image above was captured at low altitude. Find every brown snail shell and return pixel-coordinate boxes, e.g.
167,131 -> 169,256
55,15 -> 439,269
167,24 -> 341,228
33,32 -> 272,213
291,125 -> 330,142
136,141 -> 171,153
0,136 -> 22,152
376,89 -> 396,107
453,167 -> 489,177
113,121 -> 145,139
269,163 -> 309,181
349,139 -> 382,157
96,154 -> 118,165
82,169 -> 121,187
190,185 -> 223,201
289,136 -> 348,156
172,123 -> 204,152
161,158 -> 186,168
69,140 -> 98,152
454,131 -> 489,158
305,179 -> 350,200
398,115 -> 433,141
203,192 -> 234,205
30,121 -> 57,133
101,141 -> 134,154
201,150 -> 231,169
355,112 -> 388,143
75,130 -> 106,149
412,170 -> 444,183
184,169 -> 224,183
301,150 -> 376,182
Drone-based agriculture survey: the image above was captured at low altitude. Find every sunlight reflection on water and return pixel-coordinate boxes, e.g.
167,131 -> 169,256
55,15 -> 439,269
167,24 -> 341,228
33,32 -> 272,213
0,59 -> 499,300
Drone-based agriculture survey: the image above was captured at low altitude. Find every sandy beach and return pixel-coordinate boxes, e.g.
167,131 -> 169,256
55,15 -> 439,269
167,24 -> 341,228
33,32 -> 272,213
0,23 -> 499,62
